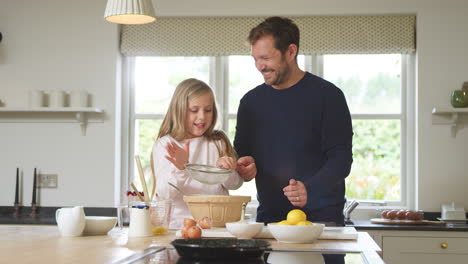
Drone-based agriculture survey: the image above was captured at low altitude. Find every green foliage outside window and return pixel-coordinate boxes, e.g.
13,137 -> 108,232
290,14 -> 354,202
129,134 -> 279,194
133,55 -> 403,202
346,120 -> 401,200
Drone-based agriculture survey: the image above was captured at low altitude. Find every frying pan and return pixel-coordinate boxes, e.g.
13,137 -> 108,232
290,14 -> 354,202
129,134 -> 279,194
171,238 -> 271,260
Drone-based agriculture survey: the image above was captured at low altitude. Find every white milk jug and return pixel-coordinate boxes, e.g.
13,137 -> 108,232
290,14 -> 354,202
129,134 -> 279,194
56,206 -> 85,237
128,207 -> 153,237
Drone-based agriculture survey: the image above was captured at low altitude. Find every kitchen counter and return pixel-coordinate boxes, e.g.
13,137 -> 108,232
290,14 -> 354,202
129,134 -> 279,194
1,225 -> 381,263
350,220 -> 468,231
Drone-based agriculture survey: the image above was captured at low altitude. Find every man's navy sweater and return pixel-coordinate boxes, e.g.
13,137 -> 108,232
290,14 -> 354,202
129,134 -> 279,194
234,72 -> 353,224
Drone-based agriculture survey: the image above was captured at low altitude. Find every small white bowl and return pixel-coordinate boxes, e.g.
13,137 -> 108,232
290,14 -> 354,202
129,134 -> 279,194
83,216 -> 117,235
225,221 -> 264,239
267,223 -> 325,243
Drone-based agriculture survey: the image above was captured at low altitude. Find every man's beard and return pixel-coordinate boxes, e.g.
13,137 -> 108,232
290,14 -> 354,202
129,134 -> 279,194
263,54 -> 291,87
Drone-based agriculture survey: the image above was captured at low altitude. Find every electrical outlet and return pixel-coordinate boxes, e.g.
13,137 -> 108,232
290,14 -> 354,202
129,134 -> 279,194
38,174 -> 58,188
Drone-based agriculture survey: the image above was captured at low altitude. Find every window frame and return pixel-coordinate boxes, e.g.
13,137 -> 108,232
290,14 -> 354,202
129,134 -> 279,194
121,54 -> 415,209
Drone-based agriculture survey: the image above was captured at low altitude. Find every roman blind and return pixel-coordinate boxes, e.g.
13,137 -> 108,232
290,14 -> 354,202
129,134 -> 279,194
121,15 -> 415,56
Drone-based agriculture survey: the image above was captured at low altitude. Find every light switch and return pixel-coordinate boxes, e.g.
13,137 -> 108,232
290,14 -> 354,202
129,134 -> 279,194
38,174 -> 58,188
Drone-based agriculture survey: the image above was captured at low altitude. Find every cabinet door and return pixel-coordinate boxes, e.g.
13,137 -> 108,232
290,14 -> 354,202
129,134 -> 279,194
383,236 -> 468,264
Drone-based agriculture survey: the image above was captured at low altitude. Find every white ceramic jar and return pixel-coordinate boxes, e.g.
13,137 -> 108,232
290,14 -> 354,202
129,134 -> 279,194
49,90 -> 66,108
70,90 -> 88,108
29,90 -> 44,108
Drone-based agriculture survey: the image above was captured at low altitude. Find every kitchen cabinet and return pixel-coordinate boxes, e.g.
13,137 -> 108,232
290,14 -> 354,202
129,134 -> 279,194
432,107 -> 468,137
364,229 -> 468,264
0,107 -> 104,135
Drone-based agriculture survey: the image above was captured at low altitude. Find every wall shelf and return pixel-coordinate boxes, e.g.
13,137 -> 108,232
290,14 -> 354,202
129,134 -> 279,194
432,107 -> 468,137
0,107 -> 104,136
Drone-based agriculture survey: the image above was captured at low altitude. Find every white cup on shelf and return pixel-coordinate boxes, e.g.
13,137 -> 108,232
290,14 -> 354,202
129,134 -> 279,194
29,90 -> 44,108
70,90 -> 88,108
49,90 -> 65,108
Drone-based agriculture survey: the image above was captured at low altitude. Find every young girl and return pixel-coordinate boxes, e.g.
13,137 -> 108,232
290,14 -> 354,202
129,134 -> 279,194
152,78 -> 243,229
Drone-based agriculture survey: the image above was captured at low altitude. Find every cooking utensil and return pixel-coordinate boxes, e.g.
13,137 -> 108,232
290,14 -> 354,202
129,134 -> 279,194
135,155 -> 150,201
130,183 -> 144,201
150,151 -> 157,198
168,182 -> 185,195
185,163 -> 231,184
171,238 -> 271,260
113,246 -> 165,264
184,195 -> 251,227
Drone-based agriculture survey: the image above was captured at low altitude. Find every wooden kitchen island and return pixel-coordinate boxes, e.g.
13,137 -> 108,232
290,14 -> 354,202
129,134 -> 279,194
1,225 -> 382,263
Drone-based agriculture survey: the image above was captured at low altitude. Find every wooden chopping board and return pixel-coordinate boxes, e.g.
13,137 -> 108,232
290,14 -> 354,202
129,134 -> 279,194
370,218 -> 446,225
176,226 -> 358,240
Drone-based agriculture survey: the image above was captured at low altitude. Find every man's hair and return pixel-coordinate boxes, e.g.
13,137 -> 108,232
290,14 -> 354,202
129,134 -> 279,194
247,16 -> 300,57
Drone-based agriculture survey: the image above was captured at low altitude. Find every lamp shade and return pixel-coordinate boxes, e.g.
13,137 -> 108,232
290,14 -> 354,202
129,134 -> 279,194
104,0 -> 156,25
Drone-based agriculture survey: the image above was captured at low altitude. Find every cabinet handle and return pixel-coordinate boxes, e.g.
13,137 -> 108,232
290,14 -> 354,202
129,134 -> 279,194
440,242 -> 448,249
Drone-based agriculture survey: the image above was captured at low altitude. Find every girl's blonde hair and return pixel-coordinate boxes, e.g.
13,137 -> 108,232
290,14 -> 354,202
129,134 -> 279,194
157,78 -> 236,159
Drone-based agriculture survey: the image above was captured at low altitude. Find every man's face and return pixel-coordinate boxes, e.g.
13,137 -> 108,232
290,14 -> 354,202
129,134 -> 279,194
251,35 -> 292,89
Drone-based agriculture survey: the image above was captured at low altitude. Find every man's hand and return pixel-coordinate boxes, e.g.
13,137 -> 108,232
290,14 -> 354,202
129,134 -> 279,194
236,156 -> 257,181
216,156 -> 237,170
283,179 -> 307,207
165,140 -> 190,170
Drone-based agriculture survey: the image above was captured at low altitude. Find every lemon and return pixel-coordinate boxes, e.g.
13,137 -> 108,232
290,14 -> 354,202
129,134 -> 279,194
296,220 -> 313,226
152,226 -> 168,235
277,220 -> 289,225
286,209 -> 307,225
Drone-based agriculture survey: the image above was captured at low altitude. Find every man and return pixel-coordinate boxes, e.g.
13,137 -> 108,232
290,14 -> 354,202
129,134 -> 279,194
235,16 -> 353,226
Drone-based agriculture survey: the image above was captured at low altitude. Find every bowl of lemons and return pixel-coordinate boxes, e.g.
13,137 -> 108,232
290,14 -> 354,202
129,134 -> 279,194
267,209 -> 324,243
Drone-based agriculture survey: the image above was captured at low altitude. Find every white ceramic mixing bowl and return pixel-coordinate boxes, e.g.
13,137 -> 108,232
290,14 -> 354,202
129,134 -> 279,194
225,222 -> 264,239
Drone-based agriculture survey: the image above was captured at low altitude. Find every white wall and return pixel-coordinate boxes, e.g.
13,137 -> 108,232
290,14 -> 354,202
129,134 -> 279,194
0,0 -> 120,207
1,0 -> 467,212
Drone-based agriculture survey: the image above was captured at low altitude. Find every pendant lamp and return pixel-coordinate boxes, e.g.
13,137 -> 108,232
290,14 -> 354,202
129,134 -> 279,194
104,0 -> 156,25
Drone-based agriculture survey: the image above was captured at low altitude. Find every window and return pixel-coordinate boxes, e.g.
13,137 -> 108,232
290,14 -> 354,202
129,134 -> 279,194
130,57 -> 210,193
322,54 -> 406,204
125,54 -> 413,206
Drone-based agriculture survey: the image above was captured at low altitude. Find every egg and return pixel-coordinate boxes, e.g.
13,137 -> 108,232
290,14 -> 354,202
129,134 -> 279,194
387,210 -> 399,219
396,210 -> 408,220
181,226 -> 190,238
198,216 -> 212,229
381,210 -> 389,219
184,218 -> 197,228
405,211 -> 423,221
187,226 -> 202,239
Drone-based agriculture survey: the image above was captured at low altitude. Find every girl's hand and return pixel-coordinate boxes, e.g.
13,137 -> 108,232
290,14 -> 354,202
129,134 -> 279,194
216,156 -> 236,170
236,156 -> 256,181
165,140 -> 190,170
